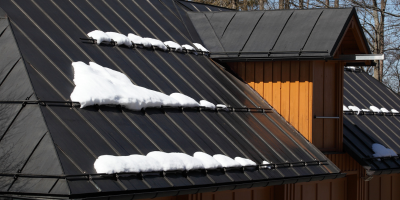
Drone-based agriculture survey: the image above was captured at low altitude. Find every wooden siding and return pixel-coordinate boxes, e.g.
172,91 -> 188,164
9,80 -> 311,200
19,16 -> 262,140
365,174 -> 400,200
276,177 -> 347,200
227,61 -> 342,151
147,186 -> 275,200
312,61 -> 344,151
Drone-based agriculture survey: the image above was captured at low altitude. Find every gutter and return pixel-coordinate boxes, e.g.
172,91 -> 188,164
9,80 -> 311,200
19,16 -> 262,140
0,173 -> 345,199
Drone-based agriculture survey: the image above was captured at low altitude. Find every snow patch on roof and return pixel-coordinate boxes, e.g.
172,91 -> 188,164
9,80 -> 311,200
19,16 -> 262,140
200,100 -> 215,110
87,30 -> 111,45
182,44 -> 195,51
193,152 -> 222,169
234,157 -> 256,166
170,93 -> 200,107
391,109 -> 399,113
193,43 -> 209,52
348,106 -> 361,115
213,154 -> 241,168
216,104 -> 229,111
94,155 -> 162,174
128,33 -> 151,48
380,108 -> 390,113
343,105 -> 350,112
372,143 -> 397,157
105,32 -> 132,47
369,106 -> 381,113
164,41 -> 182,51
143,38 -> 168,51
70,62 -> 182,110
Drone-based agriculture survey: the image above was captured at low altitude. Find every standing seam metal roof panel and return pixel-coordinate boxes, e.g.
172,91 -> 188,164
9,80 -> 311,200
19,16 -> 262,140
0,0 -> 341,198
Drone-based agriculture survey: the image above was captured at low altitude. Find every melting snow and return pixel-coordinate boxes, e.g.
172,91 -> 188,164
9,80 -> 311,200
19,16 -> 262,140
170,93 -> 200,107
391,109 -> 399,113
372,143 -> 397,157
70,62 -> 181,110
94,155 -> 162,174
200,100 -> 215,110
193,43 -> 209,52
87,30 -> 111,45
164,41 -> 182,51
343,105 -> 350,112
381,108 -> 390,113
362,108 -> 371,112
348,106 -> 361,115
216,104 -> 229,111
369,106 -> 381,113
127,33 -> 151,48
147,151 -> 187,171
182,44 -> 195,51
261,160 -> 272,169
234,157 -> 257,166
193,152 -> 222,169
105,32 -> 132,47
171,152 -> 205,170
143,38 -> 167,51
213,154 -> 241,168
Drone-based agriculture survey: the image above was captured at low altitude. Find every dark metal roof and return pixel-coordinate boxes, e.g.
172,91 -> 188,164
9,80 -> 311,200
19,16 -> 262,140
188,8 -> 371,61
0,0 -> 341,199
343,69 -> 400,175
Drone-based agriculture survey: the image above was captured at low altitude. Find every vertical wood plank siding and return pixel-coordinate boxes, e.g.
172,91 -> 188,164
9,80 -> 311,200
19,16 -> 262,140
227,61 -> 342,151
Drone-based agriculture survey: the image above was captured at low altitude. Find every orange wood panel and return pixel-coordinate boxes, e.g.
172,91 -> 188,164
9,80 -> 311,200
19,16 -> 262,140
246,62 -> 255,88
264,62 -> 273,104
309,63 -> 314,138
323,62 -> 337,150
289,61 -> 300,130
312,61 -> 325,149
299,61 -> 310,140
281,61 -> 291,120
273,61 -> 282,113
255,62 -> 264,96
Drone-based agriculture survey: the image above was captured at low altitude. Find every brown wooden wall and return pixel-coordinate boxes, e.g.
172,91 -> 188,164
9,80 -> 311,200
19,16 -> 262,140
226,61 -> 343,151
145,186 -> 275,200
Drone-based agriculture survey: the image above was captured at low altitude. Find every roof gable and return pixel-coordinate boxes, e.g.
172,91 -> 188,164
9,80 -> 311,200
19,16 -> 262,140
188,8 -> 370,61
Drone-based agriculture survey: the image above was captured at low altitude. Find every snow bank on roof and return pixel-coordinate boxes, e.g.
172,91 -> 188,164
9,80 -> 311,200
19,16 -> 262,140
381,108 -> 390,113
343,105 -> 350,112
348,106 -> 361,115
261,160 -> 271,169
182,44 -> 195,51
170,93 -> 200,107
234,157 -> 256,166
94,155 -> 162,174
372,143 -> 397,157
164,41 -> 182,51
391,109 -> 399,113
127,33 -> 151,48
105,32 -> 131,47
213,154 -> 241,168
193,43 -> 209,52
362,108 -> 371,112
87,30 -> 111,45
369,106 -> 381,113
200,100 -> 215,110
70,62 -> 181,110
170,152 -> 204,170
193,152 -> 222,169
147,151 -> 186,171
143,38 -> 167,51
216,104 -> 229,111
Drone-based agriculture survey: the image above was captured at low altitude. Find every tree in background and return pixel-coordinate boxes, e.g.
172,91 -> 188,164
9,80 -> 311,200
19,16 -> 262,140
191,0 -> 400,93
